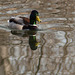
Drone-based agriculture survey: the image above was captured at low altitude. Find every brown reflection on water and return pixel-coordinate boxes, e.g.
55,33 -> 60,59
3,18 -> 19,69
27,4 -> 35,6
0,0 -> 75,75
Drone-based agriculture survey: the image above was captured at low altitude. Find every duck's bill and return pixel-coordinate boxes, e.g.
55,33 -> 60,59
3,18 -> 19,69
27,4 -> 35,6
35,42 -> 40,46
36,16 -> 41,22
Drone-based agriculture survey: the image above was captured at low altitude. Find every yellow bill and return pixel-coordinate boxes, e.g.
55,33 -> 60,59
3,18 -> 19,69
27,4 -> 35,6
35,42 -> 40,46
36,16 -> 41,22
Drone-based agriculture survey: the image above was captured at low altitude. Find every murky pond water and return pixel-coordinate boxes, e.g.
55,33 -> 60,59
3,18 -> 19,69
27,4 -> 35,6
0,0 -> 75,75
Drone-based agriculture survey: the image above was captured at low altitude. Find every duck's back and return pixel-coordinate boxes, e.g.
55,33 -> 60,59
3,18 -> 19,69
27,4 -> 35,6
8,17 -> 30,30
9,17 -> 30,25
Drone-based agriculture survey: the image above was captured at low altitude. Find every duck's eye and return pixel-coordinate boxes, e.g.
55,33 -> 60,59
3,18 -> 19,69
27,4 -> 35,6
36,13 -> 39,16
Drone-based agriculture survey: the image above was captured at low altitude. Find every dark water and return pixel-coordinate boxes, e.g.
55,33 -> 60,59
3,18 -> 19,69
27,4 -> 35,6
0,0 -> 75,75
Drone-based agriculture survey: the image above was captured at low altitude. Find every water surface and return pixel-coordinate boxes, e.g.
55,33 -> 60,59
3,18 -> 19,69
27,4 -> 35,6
0,0 -> 75,75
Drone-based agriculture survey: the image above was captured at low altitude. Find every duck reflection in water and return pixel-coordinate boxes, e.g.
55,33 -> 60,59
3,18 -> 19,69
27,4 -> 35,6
29,35 -> 40,50
11,30 -> 40,50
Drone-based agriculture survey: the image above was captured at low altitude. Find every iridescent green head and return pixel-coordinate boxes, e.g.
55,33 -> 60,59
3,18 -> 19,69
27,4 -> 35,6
30,10 -> 41,25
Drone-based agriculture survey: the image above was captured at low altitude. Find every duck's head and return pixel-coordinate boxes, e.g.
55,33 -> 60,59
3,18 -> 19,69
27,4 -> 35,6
30,10 -> 41,25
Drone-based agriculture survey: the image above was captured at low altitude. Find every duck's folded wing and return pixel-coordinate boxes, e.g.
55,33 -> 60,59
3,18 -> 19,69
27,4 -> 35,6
9,17 -> 30,25
9,17 -> 24,25
8,17 -> 24,30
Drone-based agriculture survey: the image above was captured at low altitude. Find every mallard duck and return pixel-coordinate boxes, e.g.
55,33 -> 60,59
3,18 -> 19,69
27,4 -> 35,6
8,10 -> 41,30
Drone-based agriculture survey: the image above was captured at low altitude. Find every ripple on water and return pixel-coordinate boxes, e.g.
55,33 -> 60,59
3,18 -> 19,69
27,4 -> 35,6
55,31 -> 66,46
7,10 -> 18,14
